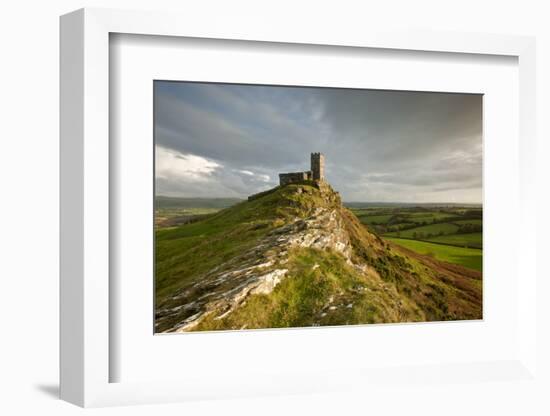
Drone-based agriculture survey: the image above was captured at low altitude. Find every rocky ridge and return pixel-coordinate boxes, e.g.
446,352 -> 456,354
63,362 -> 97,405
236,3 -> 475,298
156,198 -> 367,332
155,180 -> 483,332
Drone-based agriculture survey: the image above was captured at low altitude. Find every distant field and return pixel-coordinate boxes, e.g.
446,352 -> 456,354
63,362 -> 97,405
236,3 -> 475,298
348,204 -> 483,272
155,207 -> 223,228
385,222 -> 459,238
386,238 -> 482,272
155,196 -> 242,228
345,202 -> 481,210
350,209 -> 463,227
452,219 -> 482,226
156,196 -> 242,209
352,213 -> 393,225
425,232 -> 482,249
158,207 -> 221,216
407,212 -> 457,223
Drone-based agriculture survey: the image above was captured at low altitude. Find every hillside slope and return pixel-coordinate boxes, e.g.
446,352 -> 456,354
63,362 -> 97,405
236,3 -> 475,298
155,181 -> 482,333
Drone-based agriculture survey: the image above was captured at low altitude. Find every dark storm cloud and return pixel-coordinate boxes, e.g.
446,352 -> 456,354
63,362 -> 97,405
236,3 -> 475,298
154,81 -> 482,203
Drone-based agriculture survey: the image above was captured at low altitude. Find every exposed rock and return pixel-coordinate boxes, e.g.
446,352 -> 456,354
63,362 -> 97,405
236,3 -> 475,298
156,187 -> 374,333
153,179 -> 398,333
250,269 -> 288,295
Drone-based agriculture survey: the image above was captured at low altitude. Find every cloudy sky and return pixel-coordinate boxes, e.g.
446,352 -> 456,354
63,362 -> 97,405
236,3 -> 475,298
155,81 -> 482,203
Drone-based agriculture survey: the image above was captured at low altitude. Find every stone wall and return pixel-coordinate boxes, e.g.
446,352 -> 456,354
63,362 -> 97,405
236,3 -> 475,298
279,171 -> 312,186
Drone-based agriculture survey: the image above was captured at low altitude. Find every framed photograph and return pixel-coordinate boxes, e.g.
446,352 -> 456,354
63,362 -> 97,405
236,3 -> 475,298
60,8 -> 538,408
152,81 -> 484,334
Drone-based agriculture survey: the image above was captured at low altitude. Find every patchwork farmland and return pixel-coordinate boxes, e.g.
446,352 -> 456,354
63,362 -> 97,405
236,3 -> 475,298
348,205 -> 482,272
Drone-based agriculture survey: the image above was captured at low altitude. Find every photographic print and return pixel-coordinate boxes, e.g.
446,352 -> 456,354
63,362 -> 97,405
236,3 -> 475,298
154,81 -> 482,333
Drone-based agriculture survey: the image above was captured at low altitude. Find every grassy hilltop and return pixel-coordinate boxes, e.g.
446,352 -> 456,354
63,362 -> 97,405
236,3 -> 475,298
155,182 -> 482,332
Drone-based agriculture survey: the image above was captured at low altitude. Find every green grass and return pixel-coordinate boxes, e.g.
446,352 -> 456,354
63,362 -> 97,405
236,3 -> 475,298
157,207 -> 221,216
353,213 -> 393,225
155,182 -> 339,308
452,219 -> 482,226
155,207 -> 223,228
385,222 -> 459,238
407,212 -> 457,223
156,195 -> 242,209
156,187 -> 483,332
351,211 -> 457,225
425,232 -> 482,249
386,238 -> 482,272
194,247 -> 423,331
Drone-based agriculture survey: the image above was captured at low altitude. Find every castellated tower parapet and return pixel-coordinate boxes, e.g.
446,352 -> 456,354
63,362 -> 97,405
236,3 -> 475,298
311,152 -> 325,181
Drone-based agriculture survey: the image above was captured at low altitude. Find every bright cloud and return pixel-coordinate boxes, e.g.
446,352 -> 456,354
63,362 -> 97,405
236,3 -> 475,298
155,146 -> 221,181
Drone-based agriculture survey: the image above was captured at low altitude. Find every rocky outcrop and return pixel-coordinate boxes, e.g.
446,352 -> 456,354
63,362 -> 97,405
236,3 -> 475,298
156,204 -> 361,333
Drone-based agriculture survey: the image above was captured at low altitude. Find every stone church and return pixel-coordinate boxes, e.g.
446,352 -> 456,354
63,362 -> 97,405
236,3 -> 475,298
279,153 -> 325,185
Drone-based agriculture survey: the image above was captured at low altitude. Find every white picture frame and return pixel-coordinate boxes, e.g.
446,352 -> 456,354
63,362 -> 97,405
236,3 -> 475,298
60,8 -> 538,408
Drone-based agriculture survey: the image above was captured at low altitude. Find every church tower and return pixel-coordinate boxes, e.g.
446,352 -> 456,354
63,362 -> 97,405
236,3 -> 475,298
311,152 -> 325,181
